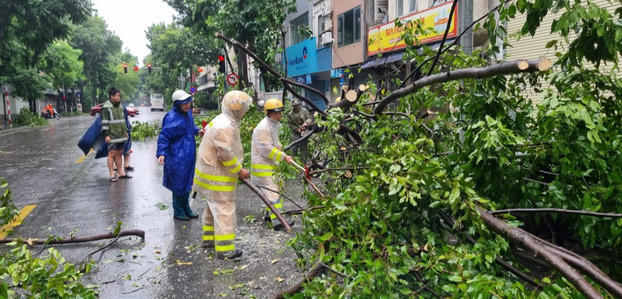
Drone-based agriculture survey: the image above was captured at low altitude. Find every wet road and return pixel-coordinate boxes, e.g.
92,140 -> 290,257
0,107 -> 306,298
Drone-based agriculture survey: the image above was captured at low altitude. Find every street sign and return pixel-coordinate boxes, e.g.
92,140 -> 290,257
226,73 -> 239,87
189,86 -> 197,93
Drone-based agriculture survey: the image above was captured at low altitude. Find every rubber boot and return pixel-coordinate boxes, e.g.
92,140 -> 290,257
272,217 -> 295,231
216,249 -> 243,260
172,194 -> 189,221
181,192 -> 198,219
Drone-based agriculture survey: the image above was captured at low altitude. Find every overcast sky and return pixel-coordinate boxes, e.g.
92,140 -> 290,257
90,0 -> 178,65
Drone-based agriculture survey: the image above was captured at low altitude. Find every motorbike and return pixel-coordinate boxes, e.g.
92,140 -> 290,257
42,108 -> 61,119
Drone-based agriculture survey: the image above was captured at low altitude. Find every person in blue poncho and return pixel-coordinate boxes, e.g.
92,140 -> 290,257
156,90 -> 204,221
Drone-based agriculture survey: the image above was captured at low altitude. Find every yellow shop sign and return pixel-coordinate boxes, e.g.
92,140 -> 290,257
367,1 -> 458,56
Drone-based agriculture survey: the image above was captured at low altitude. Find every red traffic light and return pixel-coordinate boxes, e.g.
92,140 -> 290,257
218,55 -> 225,61
123,63 -> 128,73
134,66 -> 139,71
147,63 -> 152,74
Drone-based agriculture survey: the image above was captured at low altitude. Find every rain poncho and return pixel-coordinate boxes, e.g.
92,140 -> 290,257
156,102 -> 200,195
193,90 -> 251,256
101,100 -> 128,144
251,116 -> 286,222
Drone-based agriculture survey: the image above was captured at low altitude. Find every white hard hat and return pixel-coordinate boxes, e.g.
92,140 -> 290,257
172,90 -> 192,103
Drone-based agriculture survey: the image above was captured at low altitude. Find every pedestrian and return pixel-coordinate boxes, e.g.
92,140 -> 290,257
122,104 -> 134,171
114,104 -> 134,172
286,99 -> 314,165
251,98 -> 295,231
157,90 -> 203,221
193,90 -> 251,260
102,87 -> 131,182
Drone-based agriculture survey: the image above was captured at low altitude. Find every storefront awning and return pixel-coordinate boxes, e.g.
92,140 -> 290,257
361,52 -> 404,69
361,40 -> 455,70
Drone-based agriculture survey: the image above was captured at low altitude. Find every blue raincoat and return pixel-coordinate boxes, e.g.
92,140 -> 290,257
156,103 -> 199,195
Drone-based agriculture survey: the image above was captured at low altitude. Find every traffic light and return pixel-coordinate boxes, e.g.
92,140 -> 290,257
148,63 -> 152,74
218,55 -> 226,73
134,65 -> 139,71
123,63 -> 127,73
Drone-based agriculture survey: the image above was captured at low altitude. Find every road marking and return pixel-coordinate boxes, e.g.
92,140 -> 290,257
0,204 -> 36,239
75,148 -> 94,164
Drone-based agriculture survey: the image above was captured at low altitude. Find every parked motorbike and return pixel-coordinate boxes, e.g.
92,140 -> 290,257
42,109 -> 61,119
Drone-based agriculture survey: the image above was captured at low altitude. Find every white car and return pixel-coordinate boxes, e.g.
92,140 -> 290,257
128,103 -> 135,107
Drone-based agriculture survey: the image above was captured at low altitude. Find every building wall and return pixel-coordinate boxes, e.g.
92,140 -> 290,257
333,0 -> 366,68
506,0 -> 620,103
285,0 -> 314,47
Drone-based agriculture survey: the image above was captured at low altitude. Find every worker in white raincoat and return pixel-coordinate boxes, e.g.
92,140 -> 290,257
193,90 -> 251,260
251,98 -> 295,230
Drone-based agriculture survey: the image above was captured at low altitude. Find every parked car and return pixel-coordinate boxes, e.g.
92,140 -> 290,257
91,103 -> 139,117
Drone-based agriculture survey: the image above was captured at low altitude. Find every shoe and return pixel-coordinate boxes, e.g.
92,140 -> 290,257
263,213 -> 271,222
201,240 -> 214,248
272,218 -> 296,231
216,249 -> 243,260
173,215 -> 190,221
109,176 -> 118,182
186,211 -> 199,219
124,166 -> 135,171
118,175 -> 132,179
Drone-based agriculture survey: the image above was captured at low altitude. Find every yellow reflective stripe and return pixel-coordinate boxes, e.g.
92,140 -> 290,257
208,121 -> 213,128
276,150 -> 284,161
251,164 -> 277,170
222,157 -> 238,166
203,235 -> 214,241
270,214 -> 277,219
229,163 -> 242,173
269,148 -> 278,159
274,203 -> 282,209
252,171 -> 273,177
194,178 -> 235,192
215,244 -> 235,252
195,169 -> 237,182
214,234 -> 235,241
203,225 -> 214,232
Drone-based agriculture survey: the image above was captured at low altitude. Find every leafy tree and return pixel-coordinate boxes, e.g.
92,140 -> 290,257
145,22 -> 218,103
69,15 -> 123,107
164,0 -> 296,87
0,0 -> 89,102
39,40 -> 85,91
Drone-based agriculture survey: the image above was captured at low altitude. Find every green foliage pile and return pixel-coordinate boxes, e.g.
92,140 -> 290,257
290,1 -> 622,297
130,121 -> 160,141
0,179 -> 96,298
12,108 -> 48,127
0,243 -> 97,298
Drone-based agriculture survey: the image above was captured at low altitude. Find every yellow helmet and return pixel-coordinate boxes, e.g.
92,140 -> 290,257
263,98 -> 284,115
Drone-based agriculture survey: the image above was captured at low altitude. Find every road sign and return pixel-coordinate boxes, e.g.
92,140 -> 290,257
226,73 -> 239,87
189,86 -> 197,93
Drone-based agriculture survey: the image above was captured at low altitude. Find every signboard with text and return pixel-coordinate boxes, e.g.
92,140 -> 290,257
285,37 -> 318,77
367,1 -> 458,56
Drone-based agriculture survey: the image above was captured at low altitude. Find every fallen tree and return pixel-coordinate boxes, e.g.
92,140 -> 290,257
219,0 -> 622,297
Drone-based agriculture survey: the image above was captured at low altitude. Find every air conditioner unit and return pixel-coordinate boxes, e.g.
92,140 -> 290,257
321,32 -> 333,45
322,20 -> 333,32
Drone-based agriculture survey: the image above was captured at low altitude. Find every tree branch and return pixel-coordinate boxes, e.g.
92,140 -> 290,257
491,208 -> 622,218
373,59 -> 552,115
478,208 -> 603,298
0,229 -> 145,245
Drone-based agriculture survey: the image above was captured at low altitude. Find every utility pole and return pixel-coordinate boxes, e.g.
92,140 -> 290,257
458,0 -> 473,55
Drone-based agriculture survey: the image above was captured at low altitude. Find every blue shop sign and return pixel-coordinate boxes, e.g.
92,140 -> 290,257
293,74 -> 312,84
330,69 -> 344,78
285,38 -> 318,77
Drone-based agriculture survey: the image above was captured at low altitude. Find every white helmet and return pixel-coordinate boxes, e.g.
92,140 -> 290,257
172,90 -> 192,103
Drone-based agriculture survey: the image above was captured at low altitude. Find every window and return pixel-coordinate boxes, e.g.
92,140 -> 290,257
290,12 -> 309,45
410,0 -> 418,12
398,0 -> 404,16
337,6 -> 361,47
